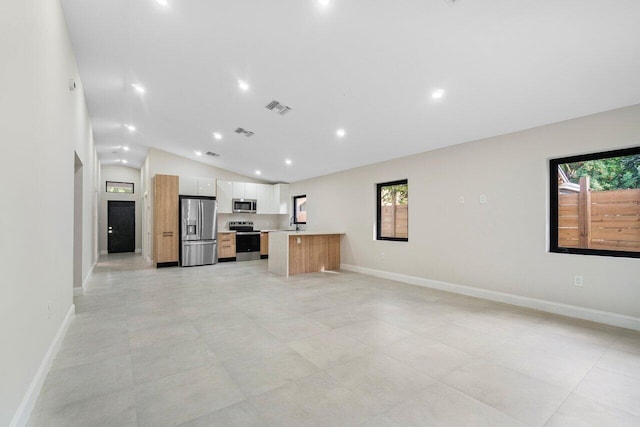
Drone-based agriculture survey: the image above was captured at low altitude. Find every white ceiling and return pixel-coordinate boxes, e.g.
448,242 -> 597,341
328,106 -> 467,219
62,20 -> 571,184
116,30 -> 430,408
61,0 -> 640,183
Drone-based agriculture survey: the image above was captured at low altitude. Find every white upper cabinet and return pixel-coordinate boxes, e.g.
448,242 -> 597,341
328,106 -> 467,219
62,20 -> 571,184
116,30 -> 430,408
244,182 -> 257,199
197,177 -> 216,197
231,181 -> 245,199
220,180 -> 289,215
179,176 -> 198,195
217,180 -> 233,213
274,183 -> 290,214
256,184 -> 273,214
179,176 -> 216,197
231,181 -> 258,200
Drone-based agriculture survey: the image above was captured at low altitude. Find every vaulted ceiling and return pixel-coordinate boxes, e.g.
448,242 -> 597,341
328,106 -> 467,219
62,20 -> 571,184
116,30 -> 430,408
61,0 -> 640,182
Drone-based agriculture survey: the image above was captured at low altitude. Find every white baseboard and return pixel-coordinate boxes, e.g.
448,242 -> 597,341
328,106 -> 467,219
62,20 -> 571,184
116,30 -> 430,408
82,258 -> 98,295
99,249 -> 107,255
341,264 -> 640,331
135,248 -> 141,253
10,304 -> 75,427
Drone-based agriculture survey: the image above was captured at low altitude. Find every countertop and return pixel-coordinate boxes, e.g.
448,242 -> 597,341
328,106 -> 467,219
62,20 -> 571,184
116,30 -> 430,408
218,230 -> 344,235
270,231 -> 345,236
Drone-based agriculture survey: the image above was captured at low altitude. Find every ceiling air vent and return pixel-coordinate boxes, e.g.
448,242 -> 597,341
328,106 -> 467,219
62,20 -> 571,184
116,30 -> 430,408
265,100 -> 292,115
206,152 -> 221,157
443,0 -> 460,6
234,128 -> 255,137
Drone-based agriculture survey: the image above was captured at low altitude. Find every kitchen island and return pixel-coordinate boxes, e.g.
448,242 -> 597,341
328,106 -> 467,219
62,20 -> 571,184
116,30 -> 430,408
268,231 -> 344,277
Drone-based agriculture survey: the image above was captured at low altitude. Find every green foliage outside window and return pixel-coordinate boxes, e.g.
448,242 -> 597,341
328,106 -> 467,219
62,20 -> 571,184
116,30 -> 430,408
560,154 -> 640,191
380,184 -> 408,206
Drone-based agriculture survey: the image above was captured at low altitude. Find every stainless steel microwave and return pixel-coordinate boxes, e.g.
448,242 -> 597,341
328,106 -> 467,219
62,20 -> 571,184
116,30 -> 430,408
232,199 -> 257,213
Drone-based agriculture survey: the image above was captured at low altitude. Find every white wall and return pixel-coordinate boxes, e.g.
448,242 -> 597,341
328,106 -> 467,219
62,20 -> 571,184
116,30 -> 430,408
142,148 -> 281,260
145,148 -> 266,185
290,105 -> 640,321
98,165 -> 142,253
0,0 -> 97,424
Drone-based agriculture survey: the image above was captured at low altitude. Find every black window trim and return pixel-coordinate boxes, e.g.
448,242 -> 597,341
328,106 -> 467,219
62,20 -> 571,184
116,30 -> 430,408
293,194 -> 307,225
376,179 -> 408,242
106,180 -> 135,194
549,146 -> 640,259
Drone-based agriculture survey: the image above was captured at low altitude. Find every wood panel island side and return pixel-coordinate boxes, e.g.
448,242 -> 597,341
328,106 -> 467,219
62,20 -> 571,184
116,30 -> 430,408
268,232 -> 344,276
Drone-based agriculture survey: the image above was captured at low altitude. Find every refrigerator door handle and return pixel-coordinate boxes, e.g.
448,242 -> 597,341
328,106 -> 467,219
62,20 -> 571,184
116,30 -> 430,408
198,200 -> 204,239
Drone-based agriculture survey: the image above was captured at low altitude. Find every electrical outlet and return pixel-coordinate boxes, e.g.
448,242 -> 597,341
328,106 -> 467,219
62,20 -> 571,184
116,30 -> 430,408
296,237 -> 301,244
47,300 -> 53,319
479,195 -> 487,204
458,196 -> 465,204
574,275 -> 583,287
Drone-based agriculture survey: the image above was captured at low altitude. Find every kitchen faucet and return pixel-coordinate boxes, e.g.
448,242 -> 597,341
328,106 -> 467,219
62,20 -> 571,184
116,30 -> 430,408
289,216 -> 300,232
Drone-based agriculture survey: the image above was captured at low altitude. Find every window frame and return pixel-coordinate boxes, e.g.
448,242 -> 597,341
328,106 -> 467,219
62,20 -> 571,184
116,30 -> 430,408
376,179 -> 409,242
549,146 -> 640,259
293,194 -> 307,225
106,181 -> 135,194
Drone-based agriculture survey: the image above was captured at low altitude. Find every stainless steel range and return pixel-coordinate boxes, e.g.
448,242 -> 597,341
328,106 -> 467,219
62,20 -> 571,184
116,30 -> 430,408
229,221 -> 261,261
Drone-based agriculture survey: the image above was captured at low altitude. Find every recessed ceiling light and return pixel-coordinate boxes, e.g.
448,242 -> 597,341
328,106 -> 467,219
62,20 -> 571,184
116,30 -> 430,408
285,159 -> 292,165
318,0 -> 330,7
131,83 -> 146,94
336,128 -> 346,138
124,124 -> 136,132
155,0 -> 168,6
432,88 -> 445,99
122,146 -> 130,151
121,159 -> 128,164
212,132 -> 222,140
195,151 -> 202,156
255,170 -> 262,175
238,80 -> 250,92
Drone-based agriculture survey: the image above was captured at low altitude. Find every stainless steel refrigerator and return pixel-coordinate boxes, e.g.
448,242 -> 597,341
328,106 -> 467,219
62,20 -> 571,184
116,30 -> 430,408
180,196 -> 218,266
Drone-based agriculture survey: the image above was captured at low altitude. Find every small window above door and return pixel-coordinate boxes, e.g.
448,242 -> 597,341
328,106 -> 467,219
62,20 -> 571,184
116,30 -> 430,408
106,181 -> 134,194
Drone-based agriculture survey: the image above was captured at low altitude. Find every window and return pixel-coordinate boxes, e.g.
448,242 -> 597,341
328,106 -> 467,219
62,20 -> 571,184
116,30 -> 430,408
106,181 -> 134,194
550,146 -> 640,258
377,179 -> 408,241
293,195 -> 307,224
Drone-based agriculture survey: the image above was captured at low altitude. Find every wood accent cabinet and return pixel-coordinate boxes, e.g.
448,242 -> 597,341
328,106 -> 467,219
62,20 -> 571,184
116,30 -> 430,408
288,234 -> 340,276
260,232 -> 269,257
218,232 -> 236,260
153,174 -> 179,267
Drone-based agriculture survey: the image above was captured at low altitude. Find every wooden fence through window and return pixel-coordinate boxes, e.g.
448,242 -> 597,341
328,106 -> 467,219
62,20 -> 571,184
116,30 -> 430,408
558,177 -> 640,251
381,205 -> 408,238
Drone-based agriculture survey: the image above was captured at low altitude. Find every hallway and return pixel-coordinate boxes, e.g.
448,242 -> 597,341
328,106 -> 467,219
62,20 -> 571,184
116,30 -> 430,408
27,254 -> 640,426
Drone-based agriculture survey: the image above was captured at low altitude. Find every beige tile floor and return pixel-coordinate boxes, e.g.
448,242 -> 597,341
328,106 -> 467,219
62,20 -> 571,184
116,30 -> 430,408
28,253 -> 640,426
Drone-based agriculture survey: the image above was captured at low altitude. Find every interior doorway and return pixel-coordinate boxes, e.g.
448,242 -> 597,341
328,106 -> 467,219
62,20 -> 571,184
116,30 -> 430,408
108,201 -> 135,253
73,153 -> 83,289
